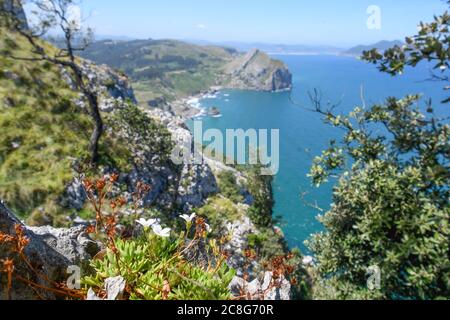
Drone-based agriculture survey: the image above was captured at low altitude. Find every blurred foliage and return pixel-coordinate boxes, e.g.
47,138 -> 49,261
309,86 -> 449,299
362,2 -> 450,103
217,170 -> 244,203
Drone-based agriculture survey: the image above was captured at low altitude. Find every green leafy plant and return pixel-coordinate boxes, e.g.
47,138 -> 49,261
113,103 -> 174,166
241,165 -> 275,228
80,175 -> 235,300
362,1 -> 450,103
307,92 -> 449,300
83,234 -> 235,300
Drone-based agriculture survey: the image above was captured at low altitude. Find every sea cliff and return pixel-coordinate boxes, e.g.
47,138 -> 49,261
224,49 -> 292,92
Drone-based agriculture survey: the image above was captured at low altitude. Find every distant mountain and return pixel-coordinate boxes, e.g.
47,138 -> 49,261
185,40 -> 344,56
342,40 -> 404,57
94,35 -> 136,42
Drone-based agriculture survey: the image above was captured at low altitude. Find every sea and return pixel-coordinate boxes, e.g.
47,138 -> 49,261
187,54 -> 449,253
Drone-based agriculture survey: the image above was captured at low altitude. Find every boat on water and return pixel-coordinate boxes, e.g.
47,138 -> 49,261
208,107 -> 222,118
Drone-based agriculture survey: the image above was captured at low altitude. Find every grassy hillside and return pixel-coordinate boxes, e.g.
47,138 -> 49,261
0,28 -> 169,225
0,28 -> 93,224
80,39 -> 237,104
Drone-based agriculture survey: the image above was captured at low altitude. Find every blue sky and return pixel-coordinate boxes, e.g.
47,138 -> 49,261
70,0 -> 448,46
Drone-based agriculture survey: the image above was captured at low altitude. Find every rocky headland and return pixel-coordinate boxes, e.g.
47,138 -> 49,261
223,49 -> 292,92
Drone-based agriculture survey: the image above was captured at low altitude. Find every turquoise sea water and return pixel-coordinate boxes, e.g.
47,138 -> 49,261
189,55 -> 448,253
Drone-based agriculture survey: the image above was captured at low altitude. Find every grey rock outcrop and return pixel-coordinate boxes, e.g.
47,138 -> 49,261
176,163 -> 219,212
61,60 -> 137,113
141,108 -> 221,211
0,201 -> 100,300
58,70 -> 220,214
224,215 -> 258,274
86,276 -> 126,300
224,49 -> 292,92
229,271 -> 291,300
60,178 -> 87,211
2,0 -> 29,30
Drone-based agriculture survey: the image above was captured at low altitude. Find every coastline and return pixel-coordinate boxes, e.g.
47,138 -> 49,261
167,85 -> 224,121
168,83 -> 293,121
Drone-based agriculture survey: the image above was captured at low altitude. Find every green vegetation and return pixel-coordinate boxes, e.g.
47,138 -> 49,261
309,97 -> 449,299
83,233 -> 235,300
77,176 -> 236,301
198,196 -> 244,236
196,164 -> 291,268
80,39 -> 236,104
308,4 -> 450,299
217,170 -> 244,203
245,165 -> 275,228
112,103 -> 175,165
0,1 -> 303,301
0,172 -> 237,301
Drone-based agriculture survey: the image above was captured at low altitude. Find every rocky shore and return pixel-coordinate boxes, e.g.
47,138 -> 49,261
142,49 -> 293,118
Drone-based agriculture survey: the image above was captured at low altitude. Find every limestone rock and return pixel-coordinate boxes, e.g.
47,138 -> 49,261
261,271 -> 291,300
224,49 -> 292,92
0,201 -> 100,300
2,0 -> 28,30
104,276 -> 126,300
176,163 -> 219,212
229,271 -> 291,300
224,216 -> 258,274
60,178 -> 87,211
60,60 -> 137,113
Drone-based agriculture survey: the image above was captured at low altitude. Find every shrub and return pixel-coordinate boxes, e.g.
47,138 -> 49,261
244,165 -> 275,227
112,103 -> 174,166
197,196 -> 243,237
217,170 -> 244,203
308,95 -> 449,299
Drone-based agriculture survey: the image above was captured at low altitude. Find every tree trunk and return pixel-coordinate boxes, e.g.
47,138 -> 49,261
85,91 -> 103,165
69,63 -> 103,166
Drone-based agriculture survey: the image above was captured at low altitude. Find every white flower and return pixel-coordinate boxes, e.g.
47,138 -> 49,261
205,223 -> 212,233
152,224 -> 171,238
180,213 -> 196,223
136,218 -> 157,229
302,256 -> 314,266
